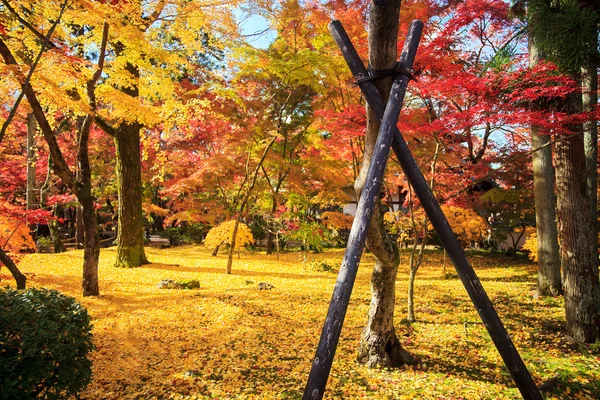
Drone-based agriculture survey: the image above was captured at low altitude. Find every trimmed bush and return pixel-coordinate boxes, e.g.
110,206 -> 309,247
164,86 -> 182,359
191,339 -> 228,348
0,288 -> 95,399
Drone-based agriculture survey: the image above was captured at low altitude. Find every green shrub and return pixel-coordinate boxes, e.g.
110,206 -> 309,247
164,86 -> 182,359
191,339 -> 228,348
160,223 -> 207,246
161,227 -> 184,246
0,288 -> 95,399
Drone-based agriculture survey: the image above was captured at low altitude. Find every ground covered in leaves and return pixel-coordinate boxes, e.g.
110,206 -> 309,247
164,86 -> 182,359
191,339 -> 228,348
6,247 -> 600,399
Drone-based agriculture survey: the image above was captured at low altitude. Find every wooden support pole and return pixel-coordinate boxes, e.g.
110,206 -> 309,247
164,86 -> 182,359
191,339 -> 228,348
303,20 -> 423,400
328,20 -> 542,400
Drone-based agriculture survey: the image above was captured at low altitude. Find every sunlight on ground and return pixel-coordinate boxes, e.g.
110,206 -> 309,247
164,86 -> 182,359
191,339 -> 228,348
4,247 -> 599,399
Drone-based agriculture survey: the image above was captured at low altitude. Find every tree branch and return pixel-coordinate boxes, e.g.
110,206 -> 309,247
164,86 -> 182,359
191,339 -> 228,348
0,0 -> 58,49
78,22 -> 109,187
0,0 -> 68,144
94,116 -> 116,137
0,37 -> 75,188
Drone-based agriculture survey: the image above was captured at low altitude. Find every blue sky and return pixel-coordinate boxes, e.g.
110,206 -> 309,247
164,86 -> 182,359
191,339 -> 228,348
236,11 -> 276,49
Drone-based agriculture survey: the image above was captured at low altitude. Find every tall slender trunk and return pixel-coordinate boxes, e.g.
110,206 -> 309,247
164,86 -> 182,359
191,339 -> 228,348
528,32 -> 562,296
226,216 -> 242,274
406,140 -> 438,322
356,0 -> 413,368
26,114 -> 36,212
266,196 -> 277,254
555,90 -> 600,342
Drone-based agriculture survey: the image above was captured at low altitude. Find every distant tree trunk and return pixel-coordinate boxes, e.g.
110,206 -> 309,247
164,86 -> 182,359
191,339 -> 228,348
0,248 -> 26,289
356,0 -> 414,368
50,205 -> 65,253
265,197 -> 277,254
226,216 -> 242,274
26,114 -> 36,212
528,32 -> 562,296
40,156 -> 65,253
407,140 -> 439,322
555,89 -> 600,343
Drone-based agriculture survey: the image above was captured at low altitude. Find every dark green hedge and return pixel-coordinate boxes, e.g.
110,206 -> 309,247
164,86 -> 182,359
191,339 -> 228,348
0,287 -> 95,399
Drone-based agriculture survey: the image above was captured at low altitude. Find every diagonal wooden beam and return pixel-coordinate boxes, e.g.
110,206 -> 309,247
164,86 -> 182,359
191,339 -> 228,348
303,20 -> 423,400
329,19 -> 543,400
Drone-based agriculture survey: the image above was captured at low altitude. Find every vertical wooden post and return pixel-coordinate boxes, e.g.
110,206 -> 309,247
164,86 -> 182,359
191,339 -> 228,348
329,20 -> 542,400
303,21 -> 423,400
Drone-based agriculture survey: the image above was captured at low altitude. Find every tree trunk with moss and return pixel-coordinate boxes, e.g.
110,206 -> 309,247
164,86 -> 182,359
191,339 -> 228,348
112,41 -> 148,268
49,205 -> 65,253
356,0 -> 414,368
528,30 -> 562,296
114,120 -> 148,268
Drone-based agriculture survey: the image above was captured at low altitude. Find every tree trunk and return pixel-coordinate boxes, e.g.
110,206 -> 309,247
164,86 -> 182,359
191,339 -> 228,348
226,216 -> 242,274
407,265 -> 417,322
114,121 -> 149,268
356,0 -> 413,368
80,193 -> 100,296
112,40 -> 148,268
0,248 -> 26,289
50,205 -> 65,253
582,54 -> 597,233
529,32 -> 562,296
26,114 -> 36,212
76,205 -> 84,248
555,90 -> 600,343
266,197 -> 277,254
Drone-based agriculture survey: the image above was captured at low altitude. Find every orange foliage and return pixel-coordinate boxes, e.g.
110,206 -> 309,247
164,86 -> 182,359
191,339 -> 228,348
0,218 -> 35,253
321,211 -> 354,230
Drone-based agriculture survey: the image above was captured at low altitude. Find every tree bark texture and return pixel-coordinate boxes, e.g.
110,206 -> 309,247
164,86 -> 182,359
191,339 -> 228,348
582,58 -> 597,230
76,205 -> 84,247
0,248 -> 26,289
531,130 -> 562,295
528,33 -> 562,296
114,121 -> 148,268
226,216 -> 241,274
80,192 -> 100,296
26,113 -> 36,212
555,90 -> 600,342
356,0 -> 413,368
112,39 -> 148,268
